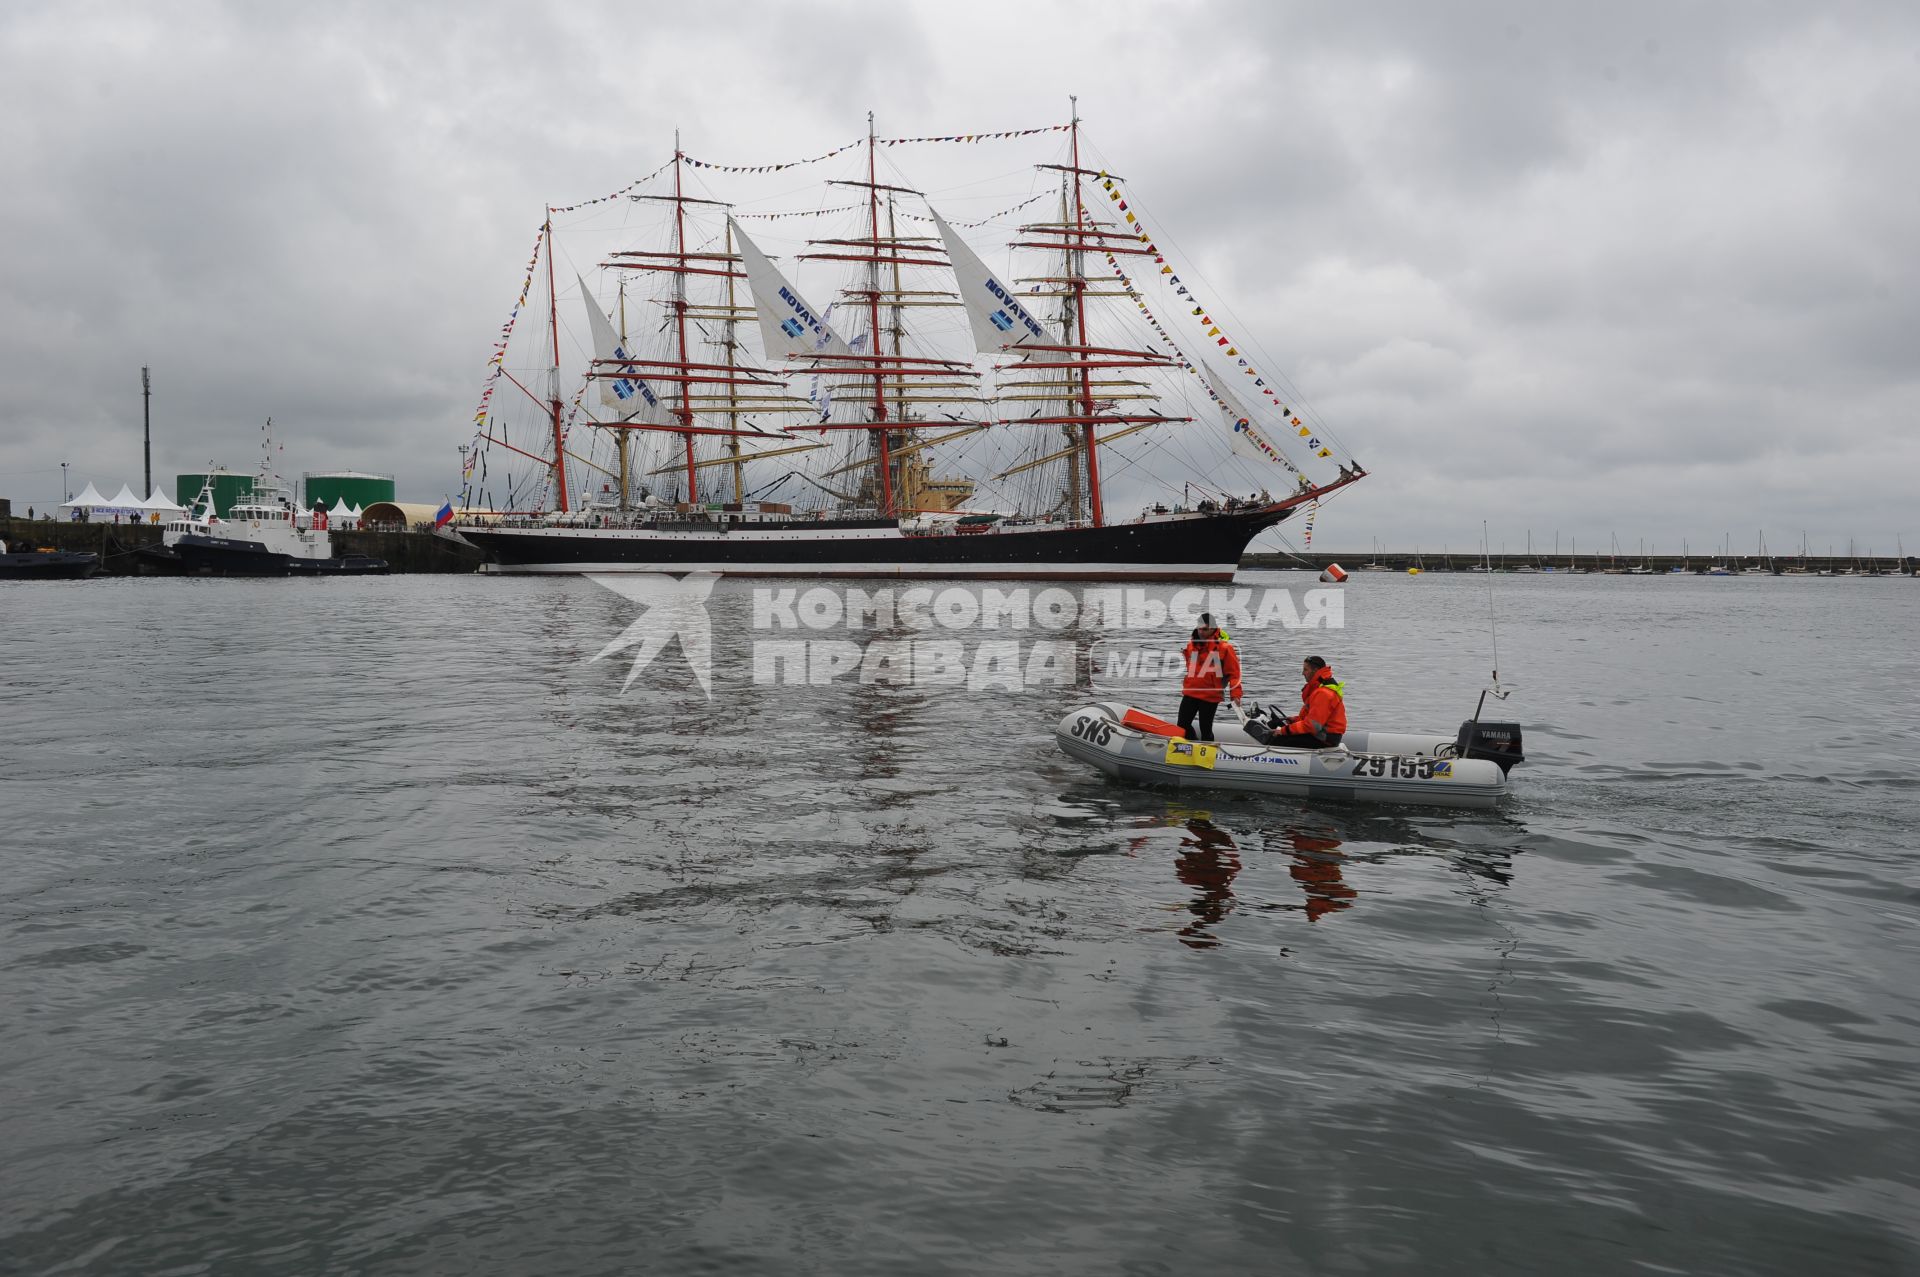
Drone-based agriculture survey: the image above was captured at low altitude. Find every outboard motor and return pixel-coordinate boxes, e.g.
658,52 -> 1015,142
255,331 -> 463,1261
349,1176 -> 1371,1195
1455,720 -> 1524,773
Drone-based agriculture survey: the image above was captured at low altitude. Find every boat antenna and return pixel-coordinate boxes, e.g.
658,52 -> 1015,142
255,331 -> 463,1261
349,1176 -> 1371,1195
1476,520 -> 1511,723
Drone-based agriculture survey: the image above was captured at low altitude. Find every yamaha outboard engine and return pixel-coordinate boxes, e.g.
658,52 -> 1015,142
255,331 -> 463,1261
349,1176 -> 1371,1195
1455,720 -> 1524,773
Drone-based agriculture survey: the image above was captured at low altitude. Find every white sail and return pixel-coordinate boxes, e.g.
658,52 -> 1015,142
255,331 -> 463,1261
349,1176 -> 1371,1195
928,209 -> 1054,359
1200,362 -> 1298,473
727,220 -> 851,361
577,274 -> 671,424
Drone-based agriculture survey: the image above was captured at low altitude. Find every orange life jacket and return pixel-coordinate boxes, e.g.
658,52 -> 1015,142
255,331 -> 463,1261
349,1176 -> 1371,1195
1287,668 -> 1348,736
1181,632 -> 1243,703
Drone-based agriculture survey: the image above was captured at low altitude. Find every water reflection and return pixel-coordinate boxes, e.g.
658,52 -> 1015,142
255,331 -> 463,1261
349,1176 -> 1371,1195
1131,800 -> 1525,947
1171,817 -> 1242,949
1277,826 -> 1356,923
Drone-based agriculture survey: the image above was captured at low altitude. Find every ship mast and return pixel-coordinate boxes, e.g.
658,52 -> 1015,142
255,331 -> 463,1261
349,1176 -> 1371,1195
545,209 -> 570,513
1067,100 -> 1102,526
597,134 -> 815,508
886,194 -> 914,513
616,278 -> 631,509
1055,179 -> 1084,521
670,132 -> 698,503
866,113 -> 892,515
794,112 -> 978,518
1003,99 -> 1186,526
724,219 -> 744,504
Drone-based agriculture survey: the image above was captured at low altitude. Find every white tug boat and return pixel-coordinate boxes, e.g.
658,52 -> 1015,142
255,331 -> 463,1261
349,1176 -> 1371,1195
143,426 -> 389,576
1055,701 -> 1523,809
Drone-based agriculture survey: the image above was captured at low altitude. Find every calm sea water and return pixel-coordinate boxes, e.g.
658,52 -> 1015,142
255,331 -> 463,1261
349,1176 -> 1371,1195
2,571 -> 1915,1275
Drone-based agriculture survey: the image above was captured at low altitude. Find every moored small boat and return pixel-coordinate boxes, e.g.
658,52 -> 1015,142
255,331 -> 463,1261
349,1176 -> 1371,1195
0,540 -> 99,580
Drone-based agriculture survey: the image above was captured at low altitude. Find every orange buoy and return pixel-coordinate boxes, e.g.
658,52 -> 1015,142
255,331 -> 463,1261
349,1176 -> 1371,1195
1319,562 -> 1348,583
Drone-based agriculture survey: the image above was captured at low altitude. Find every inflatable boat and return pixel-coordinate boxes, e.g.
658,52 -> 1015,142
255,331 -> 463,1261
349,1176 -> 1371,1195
1055,701 -> 1524,809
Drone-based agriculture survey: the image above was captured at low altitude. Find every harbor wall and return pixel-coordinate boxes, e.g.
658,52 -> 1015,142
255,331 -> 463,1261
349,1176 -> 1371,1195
1240,552 -> 1918,574
0,518 -> 485,575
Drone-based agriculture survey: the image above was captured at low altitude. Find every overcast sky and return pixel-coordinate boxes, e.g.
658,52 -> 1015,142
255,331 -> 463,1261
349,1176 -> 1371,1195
3,0 -> 1914,555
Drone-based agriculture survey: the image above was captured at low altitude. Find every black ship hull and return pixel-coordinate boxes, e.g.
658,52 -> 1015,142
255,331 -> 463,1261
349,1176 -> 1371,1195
458,500 -> 1309,581
0,551 -> 100,580
169,535 -> 388,577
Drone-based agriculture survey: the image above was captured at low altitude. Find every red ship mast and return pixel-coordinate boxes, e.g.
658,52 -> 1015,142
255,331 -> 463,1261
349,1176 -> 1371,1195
544,210 -> 569,513
795,111 -> 979,518
596,131 -> 814,508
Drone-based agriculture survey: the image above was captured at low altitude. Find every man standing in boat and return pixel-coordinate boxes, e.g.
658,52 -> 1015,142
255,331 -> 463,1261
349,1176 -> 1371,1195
1177,613 -> 1242,742
1271,656 -> 1347,748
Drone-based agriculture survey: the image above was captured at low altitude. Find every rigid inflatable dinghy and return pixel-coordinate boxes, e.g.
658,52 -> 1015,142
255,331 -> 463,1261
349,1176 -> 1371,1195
1055,701 -> 1524,809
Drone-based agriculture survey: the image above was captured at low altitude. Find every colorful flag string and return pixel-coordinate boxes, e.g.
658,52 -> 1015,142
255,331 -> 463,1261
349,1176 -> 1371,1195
735,191 -> 1047,229
465,224 -> 546,483
1100,248 -> 1303,477
901,191 -> 1049,228
734,203 -> 863,221
1095,173 -> 1342,464
682,123 -> 1069,173
880,124 -> 1071,145
551,157 -> 677,213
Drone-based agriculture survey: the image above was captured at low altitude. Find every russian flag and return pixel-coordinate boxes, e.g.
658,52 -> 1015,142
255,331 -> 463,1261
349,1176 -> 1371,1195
433,501 -> 454,528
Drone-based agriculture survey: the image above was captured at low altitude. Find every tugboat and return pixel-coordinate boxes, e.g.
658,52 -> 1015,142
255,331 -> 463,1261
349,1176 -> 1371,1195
0,538 -> 99,580
146,424 -> 390,577
170,482 -> 388,576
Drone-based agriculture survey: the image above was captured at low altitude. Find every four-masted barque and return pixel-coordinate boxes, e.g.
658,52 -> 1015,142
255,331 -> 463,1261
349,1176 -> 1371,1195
455,105 -> 1364,580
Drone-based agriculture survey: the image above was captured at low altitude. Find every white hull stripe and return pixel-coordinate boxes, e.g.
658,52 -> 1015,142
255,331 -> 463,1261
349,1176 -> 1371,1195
480,560 -> 1238,581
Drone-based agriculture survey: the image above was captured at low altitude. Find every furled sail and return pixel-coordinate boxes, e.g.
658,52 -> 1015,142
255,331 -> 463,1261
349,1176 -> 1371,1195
728,220 -> 852,361
928,209 -> 1054,359
577,275 -> 671,424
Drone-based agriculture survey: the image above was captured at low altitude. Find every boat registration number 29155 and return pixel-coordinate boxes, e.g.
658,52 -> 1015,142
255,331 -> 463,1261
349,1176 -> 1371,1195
1068,715 -> 1115,746
1350,755 -> 1450,780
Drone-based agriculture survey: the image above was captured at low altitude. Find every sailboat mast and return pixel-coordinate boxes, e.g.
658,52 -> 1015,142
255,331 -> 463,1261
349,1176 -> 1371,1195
672,133 -> 698,504
1068,98 -> 1104,527
545,209 -> 570,513
866,111 -> 894,517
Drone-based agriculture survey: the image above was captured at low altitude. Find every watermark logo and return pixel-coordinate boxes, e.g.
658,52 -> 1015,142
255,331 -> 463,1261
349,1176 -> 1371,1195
588,577 -> 1342,695
1088,639 -> 1195,696
588,572 -> 718,696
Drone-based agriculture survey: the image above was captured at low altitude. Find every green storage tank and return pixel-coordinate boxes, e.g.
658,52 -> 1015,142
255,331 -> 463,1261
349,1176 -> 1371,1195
303,471 -> 396,511
175,469 -> 258,517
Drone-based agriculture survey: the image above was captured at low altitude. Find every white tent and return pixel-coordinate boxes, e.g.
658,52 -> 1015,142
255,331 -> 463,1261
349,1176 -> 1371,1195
61,481 -> 108,510
104,484 -> 142,511
140,485 -> 185,513
328,497 -> 357,529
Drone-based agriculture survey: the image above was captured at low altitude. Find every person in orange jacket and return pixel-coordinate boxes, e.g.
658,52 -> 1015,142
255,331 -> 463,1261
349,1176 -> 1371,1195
1177,612 -> 1242,741
1272,655 -> 1347,747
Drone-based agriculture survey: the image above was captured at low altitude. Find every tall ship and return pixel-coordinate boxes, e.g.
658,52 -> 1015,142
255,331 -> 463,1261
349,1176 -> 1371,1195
453,107 -> 1365,581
